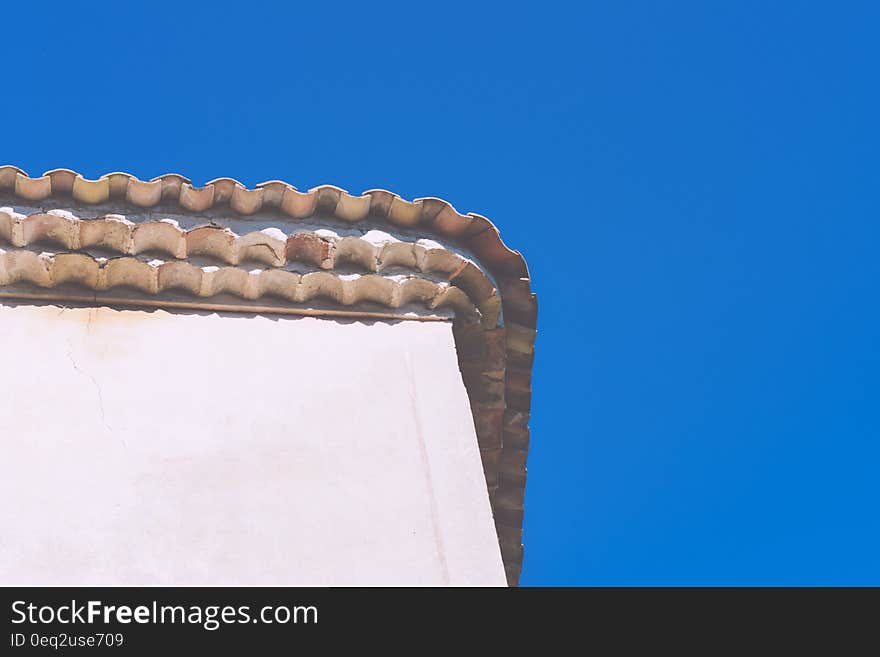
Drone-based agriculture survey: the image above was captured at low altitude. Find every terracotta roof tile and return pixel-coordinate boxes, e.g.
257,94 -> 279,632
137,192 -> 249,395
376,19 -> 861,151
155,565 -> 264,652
0,207 -> 496,287
0,165 -> 537,585
0,248 -> 479,316
0,165 -> 530,283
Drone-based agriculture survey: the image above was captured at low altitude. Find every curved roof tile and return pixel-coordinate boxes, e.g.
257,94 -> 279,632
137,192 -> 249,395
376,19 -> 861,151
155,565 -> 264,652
0,165 -> 536,585
0,166 -> 528,291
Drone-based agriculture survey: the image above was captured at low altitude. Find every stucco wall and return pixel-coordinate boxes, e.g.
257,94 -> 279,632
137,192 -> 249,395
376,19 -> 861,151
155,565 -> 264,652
0,302 -> 505,586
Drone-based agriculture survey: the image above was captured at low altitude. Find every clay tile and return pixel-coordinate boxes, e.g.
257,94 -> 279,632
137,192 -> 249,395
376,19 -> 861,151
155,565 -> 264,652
506,366 -> 532,395
285,232 -> 332,268
506,386 -> 532,413
206,177 -> 242,204
481,444 -> 504,469
506,350 -> 534,375
231,185 -> 265,215
506,322 -> 537,355
79,215 -> 134,253
0,165 -> 26,189
495,484 -> 525,509
242,269 -> 266,301
310,185 -> 344,216
387,196 -> 421,227
157,260 -> 202,295
100,172 -> 133,198
259,268 -> 301,302
104,257 -> 158,294
335,272 -> 362,305
431,285 -> 478,318
459,364 -> 505,404
186,225 -> 238,264
179,183 -> 216,212
416,197 -> 472,237
4,250 -> 51,287
499,449 -> 528,477
495,512 -> 523,540
398,277 -> 441,307
378,240 -> 418,271
496,527 -> 524,561
132,220 -> 186,259
460,212 -> 494,239
413,197 -> 446,223
152,174 -> 192,201
465,225 -> 528,278
72,175 -> 110,204
255,181 -> 292,208
300,270 -> 345,304
450,260 -> 496,305
500,276 -> 533,302
207,266 -> 249,298
52,252 -> 100,288
414,239 -> 464,276
335,192 -> 371,222
0,208 -> 18,244
279,187 -> 316,218
335,235 -> 379,271
503,408 -> 530,429
237,229 -> 286,267
500,277 -> 538,327
43,169 -> 78,194
21,211 -> 79,249
473,407 -> 504,448
478,294 -> 503,329
363,189 -> 396,218
503,422 -> 530,452
355,274 -> 397,306
126,178 -> 164,207
14,173 -> 52,201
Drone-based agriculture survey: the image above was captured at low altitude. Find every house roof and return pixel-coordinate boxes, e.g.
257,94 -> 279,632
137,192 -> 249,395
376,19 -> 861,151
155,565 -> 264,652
0,166 -> 537,585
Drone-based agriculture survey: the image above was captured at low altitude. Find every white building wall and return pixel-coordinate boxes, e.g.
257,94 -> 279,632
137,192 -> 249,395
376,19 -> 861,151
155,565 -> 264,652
0,302 -> 505,586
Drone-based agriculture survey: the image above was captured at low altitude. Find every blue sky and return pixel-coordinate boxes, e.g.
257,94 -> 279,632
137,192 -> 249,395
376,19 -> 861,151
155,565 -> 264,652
5,2 -> 879,585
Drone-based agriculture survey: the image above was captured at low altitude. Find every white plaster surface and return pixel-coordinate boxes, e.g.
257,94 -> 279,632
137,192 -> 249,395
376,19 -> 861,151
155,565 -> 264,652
0,302 -> 505,586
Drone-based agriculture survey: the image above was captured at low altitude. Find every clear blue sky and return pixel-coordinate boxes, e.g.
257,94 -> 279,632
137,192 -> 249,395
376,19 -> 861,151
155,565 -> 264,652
5,2 -> 878,585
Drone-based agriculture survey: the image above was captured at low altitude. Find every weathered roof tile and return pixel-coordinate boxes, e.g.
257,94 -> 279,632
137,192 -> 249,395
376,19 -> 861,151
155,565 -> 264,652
0,164 -> 537,586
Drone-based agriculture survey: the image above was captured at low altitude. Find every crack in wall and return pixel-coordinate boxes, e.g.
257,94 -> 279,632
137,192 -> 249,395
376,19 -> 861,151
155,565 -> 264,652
404,347 -> 450,586
65,318 -> 120,445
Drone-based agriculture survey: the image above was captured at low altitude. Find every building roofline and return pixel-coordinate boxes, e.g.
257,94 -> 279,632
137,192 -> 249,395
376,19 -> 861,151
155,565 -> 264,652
0,165 -> 537,585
